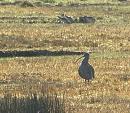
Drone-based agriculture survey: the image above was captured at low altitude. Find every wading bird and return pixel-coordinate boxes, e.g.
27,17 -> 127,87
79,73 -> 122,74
76,52 -> 95,83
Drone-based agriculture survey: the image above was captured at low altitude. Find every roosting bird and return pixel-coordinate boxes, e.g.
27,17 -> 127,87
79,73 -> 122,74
76,52 -> 95,83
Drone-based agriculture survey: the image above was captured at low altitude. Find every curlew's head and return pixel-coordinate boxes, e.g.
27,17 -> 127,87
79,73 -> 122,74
83,52 -> 89,58
76,52 -> 91,62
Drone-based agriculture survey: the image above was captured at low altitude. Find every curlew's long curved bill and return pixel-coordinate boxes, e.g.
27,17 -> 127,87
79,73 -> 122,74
75,56 -> 84,63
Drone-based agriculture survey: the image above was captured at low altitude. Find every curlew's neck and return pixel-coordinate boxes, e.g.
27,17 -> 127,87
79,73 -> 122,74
82,57 -> 89,64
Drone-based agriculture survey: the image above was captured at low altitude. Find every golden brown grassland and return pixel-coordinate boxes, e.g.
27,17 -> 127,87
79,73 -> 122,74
0,2 -> 130,113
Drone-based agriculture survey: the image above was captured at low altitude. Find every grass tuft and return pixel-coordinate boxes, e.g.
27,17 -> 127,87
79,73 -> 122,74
0,93 -> 65,113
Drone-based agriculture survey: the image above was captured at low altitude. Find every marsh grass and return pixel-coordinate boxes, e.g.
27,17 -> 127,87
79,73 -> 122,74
0,1 -> 130,113
0,24 -> 130,52
0,54 -> 130,112
0,93 -> 65,113
0,1 -> 130,52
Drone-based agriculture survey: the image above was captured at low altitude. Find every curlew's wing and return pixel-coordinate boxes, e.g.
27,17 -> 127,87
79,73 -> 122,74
78,63 -> 95,80
88,64 -> 95,79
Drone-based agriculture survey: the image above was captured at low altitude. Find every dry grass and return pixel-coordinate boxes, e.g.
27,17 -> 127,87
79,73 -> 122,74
0,55 -> 130,112
0,2 -> 130,113
0,24 -> 130,52
0,3 -> 130,52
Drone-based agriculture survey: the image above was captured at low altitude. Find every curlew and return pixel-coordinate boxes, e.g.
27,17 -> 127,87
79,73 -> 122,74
76,52 -> 95,83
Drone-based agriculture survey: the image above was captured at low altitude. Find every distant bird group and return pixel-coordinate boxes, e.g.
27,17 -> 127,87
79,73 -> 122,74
76,52 -> 95,83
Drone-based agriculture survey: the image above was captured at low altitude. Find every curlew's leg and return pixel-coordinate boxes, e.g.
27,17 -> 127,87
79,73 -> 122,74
88,79 -> 91,85
85,79 -> 87,84
85,79 -> 89,85
85,79 -> 90,85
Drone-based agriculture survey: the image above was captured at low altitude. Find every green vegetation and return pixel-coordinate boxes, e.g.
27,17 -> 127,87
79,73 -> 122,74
40,0 -> 56,3
0,0 -> 123,4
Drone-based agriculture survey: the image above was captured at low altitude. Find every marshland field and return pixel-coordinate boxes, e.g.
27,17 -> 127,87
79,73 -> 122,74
1,0 -> 130,113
